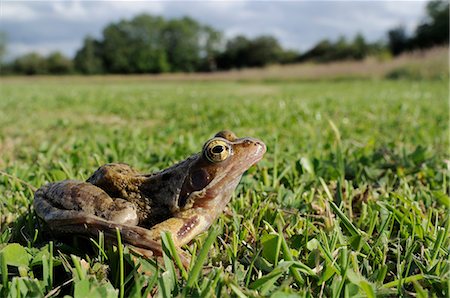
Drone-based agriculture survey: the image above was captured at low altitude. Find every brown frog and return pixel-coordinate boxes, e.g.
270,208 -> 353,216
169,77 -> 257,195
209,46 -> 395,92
34,131 -> 266,265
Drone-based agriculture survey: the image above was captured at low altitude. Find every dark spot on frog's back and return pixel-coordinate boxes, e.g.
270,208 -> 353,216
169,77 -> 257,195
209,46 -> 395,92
177,215 -> 199,239
162,173 -> 172,181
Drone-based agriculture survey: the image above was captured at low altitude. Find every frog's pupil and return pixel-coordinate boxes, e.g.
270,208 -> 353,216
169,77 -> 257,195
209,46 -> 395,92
212,145 -> 224,154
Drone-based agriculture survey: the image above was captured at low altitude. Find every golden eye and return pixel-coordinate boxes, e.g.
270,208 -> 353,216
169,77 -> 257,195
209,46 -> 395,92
204,139 -> 231,163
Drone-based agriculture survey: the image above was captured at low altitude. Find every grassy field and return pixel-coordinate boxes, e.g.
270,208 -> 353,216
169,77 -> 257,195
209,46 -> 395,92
0,77 -> 448,297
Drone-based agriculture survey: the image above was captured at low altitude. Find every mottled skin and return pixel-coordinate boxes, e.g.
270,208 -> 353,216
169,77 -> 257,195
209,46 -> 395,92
34,131 -> 266,265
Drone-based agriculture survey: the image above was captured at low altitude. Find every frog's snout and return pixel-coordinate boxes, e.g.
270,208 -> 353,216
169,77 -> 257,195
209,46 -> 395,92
242,138 -> 266,163
251,139 -> 266,156
256,140 -> 266,156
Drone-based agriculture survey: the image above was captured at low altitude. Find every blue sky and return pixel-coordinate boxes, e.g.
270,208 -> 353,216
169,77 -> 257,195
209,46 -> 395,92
1,1 -> 427,60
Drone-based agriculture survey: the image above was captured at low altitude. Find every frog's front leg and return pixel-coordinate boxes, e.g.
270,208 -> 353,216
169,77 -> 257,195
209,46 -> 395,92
144,208 -> 214,247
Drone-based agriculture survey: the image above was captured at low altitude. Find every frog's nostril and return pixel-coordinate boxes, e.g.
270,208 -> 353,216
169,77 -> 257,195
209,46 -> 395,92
256,141 -> 267,153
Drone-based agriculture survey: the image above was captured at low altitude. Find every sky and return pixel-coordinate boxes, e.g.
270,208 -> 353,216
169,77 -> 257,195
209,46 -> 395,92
1,1 -> 428,60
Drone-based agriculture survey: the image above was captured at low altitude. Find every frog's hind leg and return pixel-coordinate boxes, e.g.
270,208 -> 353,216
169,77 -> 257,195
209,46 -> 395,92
34,181 -> 177,263
34,180 -> 139,226
34,191 -> 189,265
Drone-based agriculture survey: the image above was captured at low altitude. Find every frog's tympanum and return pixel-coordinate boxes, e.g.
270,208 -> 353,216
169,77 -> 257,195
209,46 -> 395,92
34,131 -> 266,265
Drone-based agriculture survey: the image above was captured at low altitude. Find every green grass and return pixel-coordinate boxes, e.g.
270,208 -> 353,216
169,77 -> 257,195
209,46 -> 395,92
0,77 -> 448,297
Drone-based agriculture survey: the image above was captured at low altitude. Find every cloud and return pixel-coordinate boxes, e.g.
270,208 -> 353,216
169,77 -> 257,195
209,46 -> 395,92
1,2 -> 40,22
0,0 -> 427,60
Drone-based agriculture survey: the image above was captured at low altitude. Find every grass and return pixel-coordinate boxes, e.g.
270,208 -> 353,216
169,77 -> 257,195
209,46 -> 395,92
0,77 -> 448,297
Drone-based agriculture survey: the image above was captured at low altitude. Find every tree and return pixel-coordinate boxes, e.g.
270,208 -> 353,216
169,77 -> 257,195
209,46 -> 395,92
388,26 -> 409,56
386,0 -> 449,55
413,0 -> 449,48
299,33 -> 377,62
12,52 -> 48,75
217,35 -> 251,69
217,35 -> 285,69
0,32 -> 6,65
279,49 -> 300,64
163,17 -> 201,72
101,15 -> 169,73
333,36 -> 350,60
47,51 -> 73,74
298,39 -> 332,62
351,33 -> 368,60
248,36 -> 283,67
199,26 -> 222,71
162,17 -> 222,72
74,37 -> 104,74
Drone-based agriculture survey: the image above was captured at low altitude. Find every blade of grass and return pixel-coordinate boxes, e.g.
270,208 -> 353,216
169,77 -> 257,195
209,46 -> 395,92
0,252 -> 8,293
320,178 -> 361,237
276,218 -> 304,285
200,268 -> 222,298
90,235 -> 108,262
272,138 -> 279,188
229,283 -> 247,298
429,227 -> 445,269
381,274 -> 425,289
250,261 -> 293,294
184,227 -> 219,293
49,241 -> 53,290
70,255 -> 85,280
116,228 -> 124,298
160,231 -> 188,281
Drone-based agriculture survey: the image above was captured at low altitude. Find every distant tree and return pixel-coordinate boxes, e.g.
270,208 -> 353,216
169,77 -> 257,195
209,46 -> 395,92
74,36 -> 104,74
386,0 -> 449,55
279,49 -> 300,64
300,34 -> 376,62
298,39 -> 332,62
217,35 -> 285,69
12,52 -> 48,75
248,36 -> 283,67
47,51 -> 73,74
413,0 -> 449,48
162,17 -> 221,72
199,26 -> 223,71
351,33 -> 369,60
334,36 -> 350,60
96,14 -> 223,73
217,35 -> 251,69
101,15 -> 169,73
71,14 -> 306,73
388,26 -> 410,56
0,32 -> 6,64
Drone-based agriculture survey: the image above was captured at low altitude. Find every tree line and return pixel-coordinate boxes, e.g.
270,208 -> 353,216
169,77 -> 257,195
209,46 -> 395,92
387,0 -> 448,55
1,0 -> 447,75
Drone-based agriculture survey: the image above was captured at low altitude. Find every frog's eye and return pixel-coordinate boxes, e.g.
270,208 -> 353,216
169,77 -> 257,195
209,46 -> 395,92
204,139 -> 231,163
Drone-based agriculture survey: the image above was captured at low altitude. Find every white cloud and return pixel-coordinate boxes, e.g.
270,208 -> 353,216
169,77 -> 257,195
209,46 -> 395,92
51,1 -> 88,21
1,2 -> 39,21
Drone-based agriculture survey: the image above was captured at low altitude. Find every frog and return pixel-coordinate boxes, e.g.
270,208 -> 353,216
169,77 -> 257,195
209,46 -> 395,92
34,130 -> 266,266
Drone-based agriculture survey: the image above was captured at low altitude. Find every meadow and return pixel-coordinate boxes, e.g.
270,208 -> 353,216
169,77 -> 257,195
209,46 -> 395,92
0,76 -> 448,297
